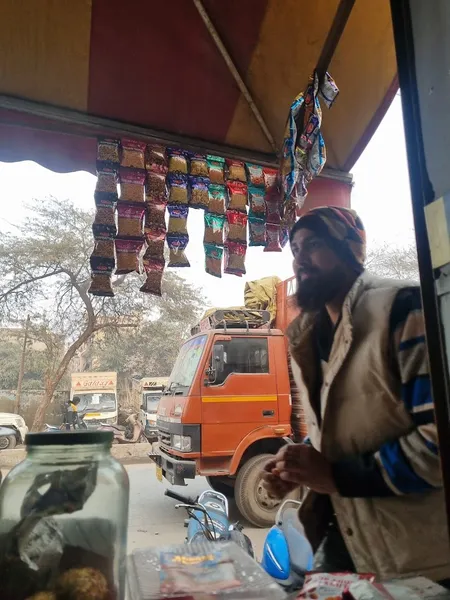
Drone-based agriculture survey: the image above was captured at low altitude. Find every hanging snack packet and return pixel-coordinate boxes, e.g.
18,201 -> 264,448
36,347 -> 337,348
208,184 -> 228,215
226,210 -> 247,243
226,158 -> 246,183
145,144 -> 168,174
115,238 -> 144,274
143,226 -> 166,259
204,243 -> 223,278
265,189 -> 282,224
248,185 -> 266,219
264,223 -> 282,252
146,171 -> 167,200
88,272 -> 114,297
117,203 -> 145,238
227,181 -> 248,212
280,226 -> 289,249
168,173 -> 189,204
249,218 -> 266,247
189,177 -> 209,210
92,221 -> 116,240
94,205 -> 116,228
119,168 -> 146,203
140,256 -> 165,296
145,199 -> 167,230
97,137 -> 120,166
224,241 -> 247,277
120,139 -> 146,170
207,155 -> 225,184
96,167 -> 118,195
167,233 -> 190,268
168,148 -> 188,174
263,166 -> 279,192
189,153 -> 209,178
90,239 -> 115,273
167,204 -> 189,235
246,163 -> 264,187
204,212 -> 225,246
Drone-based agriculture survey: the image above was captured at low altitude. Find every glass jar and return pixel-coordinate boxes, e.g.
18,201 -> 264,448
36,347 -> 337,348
0,430 -> 129,600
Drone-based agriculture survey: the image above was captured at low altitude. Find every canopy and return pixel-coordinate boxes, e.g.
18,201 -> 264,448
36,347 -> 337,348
0,0 -> 397,175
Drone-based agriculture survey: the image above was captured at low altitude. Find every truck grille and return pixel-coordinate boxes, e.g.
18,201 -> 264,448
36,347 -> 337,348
156,421 -> 171,448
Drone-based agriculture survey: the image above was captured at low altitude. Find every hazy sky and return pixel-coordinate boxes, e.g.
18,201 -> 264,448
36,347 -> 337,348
0,96 -> 414,307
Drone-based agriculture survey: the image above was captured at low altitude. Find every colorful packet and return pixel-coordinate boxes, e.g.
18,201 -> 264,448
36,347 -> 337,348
167,204 -> 189,235
117,203 -> 145,238
115,239 -> 144,274
207,155 -> 225,184
226,158 -> 246,183
245,163 -> 264,187
204,213 -> 225,246
298,573 -> 375,600
94,191 -> 117,208
145,199 -> 167,229
145,144 -> 168,174
204,243 -> 223,278
143,226 -> 166,259
226,210 -> 247,243
119,168 -> 146,203
265,189 -> 282,224
226,181 -> 248,212
208,184 -> 227,215
248,185 -> 266,219
168,173 -> 189,204
94,205 -> 116,227
168,148 -> 188,174
92,222 -> 117,240
167,233 -> 190,267
140,256 -> 165,296
248,218 -> 266,247
280,226 -> 289,249
224,241 -> 247,276
120,139 -> 146,170
96,167 -> 118,195
263,167 -> 279,192
90,239 -> 115,272
189,177 -> 209,210
88,272 -> 114,297
146,171 -> 167,200
264,223 -> 282,252
97,137 -> 120,165
189,153 -> 209,178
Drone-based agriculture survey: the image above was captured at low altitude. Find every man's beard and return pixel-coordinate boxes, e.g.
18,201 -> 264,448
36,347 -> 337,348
295,267 -> 346,311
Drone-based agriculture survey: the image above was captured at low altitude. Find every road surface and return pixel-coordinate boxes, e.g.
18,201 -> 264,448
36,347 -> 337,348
126,462 -> 268,558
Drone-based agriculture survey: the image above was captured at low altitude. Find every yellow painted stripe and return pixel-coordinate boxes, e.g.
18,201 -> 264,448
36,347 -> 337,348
202,395 -> 277,403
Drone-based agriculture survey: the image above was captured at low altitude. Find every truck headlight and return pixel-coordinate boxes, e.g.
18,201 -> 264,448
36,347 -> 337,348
104,417 -> 117,424
171,434 -> 191,452
15,417 -> 25,427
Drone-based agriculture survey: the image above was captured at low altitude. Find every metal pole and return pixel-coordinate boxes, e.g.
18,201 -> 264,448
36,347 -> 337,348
14,315 -> 30,414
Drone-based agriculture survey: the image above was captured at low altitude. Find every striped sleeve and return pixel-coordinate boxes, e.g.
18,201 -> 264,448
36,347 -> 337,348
374,287 -> 442,494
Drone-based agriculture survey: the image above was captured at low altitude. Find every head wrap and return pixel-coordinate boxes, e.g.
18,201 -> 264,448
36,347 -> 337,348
289,206 -> 366,270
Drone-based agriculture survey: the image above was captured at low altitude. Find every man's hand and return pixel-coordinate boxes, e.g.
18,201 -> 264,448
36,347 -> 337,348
275,444 -> 337,495
262,448 -> 298,499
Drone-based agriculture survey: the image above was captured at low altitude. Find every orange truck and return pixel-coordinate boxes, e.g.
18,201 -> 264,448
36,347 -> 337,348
150,277 -> 307,527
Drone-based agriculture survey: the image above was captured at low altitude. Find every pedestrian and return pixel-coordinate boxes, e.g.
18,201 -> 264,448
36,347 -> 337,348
263,206 -> 450,583
65,396 -> 81,430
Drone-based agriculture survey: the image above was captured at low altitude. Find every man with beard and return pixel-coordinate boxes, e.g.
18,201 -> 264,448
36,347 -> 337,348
263,206 -> 450,583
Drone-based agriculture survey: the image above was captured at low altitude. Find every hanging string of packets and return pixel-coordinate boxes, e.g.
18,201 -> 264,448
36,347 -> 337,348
88,140 -> 284,298
280,71 -> 339,231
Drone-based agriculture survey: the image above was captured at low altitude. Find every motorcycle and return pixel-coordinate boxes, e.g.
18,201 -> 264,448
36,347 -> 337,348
261,499 -> 313,592
44,412 -> 88,432
164,487 -> 254,557
97,413 -> 146,443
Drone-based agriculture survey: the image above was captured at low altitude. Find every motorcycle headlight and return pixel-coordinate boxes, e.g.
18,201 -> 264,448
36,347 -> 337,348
105,417 -> 117,424
171,434 -> 191,452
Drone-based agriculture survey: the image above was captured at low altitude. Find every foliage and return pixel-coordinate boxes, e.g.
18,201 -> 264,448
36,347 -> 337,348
365,241 -> 419,281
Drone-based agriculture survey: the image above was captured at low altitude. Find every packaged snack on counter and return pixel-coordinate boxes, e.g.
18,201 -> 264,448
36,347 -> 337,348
120,138 -> 146,170
204,243 -> 223,278
246,163 -> 265,187
115,238 -> 144,274
97,137 -> 120,165
204,212 -> 225,246
146,171 -> 167,200
168,173 -> 188,204
263,166 -> 279,192
298,572 -> 375,599
207,154 -> 226,184
145,199 -> 167,230
249,218 -> 266,247
265,189 -> 282,224
226,158 -> 246,183
344,580 -> 397,599
140,256 -> 165,296
167,233 -> 190,268
189,153 -> 209,177
264,222 -> 282,252
145,144 -> 168,174
94,205 -> 116,228
208,183 -> 228,215
248,185 -> 266,219
167,204 -> 189,235
226,210 -> 248,243
224,241 -> 247,276
168,148 -> 188,174
117,203 -> 145,238
227,180 -> 248,212
119,169 -> 146,203
189,176 -> 209,210
96,167 -> 118,195
143,226 -> 166,259
88,272 -> 114,297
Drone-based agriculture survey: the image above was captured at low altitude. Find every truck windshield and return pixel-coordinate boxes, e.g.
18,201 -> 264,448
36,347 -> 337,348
144,393 -> 162,412
167,335 -> 207,394
77,393 -> 116,412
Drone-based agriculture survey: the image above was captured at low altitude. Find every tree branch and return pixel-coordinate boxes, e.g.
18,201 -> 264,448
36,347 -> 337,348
0,268 -> 64,301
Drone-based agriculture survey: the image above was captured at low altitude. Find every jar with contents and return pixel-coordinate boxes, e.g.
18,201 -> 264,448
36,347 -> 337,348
0,431 -> 129,600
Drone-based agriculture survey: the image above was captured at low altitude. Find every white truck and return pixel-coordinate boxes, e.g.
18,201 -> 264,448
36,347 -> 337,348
71,372 -> 118,429
140,377 -> 168,442
0,413 -> 28,449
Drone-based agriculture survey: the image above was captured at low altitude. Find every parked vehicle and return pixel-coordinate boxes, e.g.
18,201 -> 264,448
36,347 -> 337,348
139,377 -> 168,442
0,413 -> 28,449
70,372 -> 118,429
164,487 -> 253,556
97,413 -> 146,443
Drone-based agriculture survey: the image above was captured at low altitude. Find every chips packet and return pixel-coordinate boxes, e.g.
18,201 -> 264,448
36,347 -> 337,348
264,223 -> 282,252
207,155 -> 226,184
145,199 -> 167,230
226,181 -> 248,212
117,203 -> 145,238
167,233 -> 190,267
168,148 -> 188,174
120,138 -> 146,170
248,185 -> 266,219
168,173 -> 189,204
143,226 -> 166,259
245,163 -> 265,187
298,573 -> 375,600
189,176 -> 209,210
90,239 -> 115,273
140,256 -> 165,296
145,144 -> 168,174
97,137 -> 120,166
119,168 -> 146,203
224,241 -> 247,277
167,204 -> 189,235
93,205 -> 116,227
189,153 -> 209,178
208,184 -> 228,215
204,213 -> 225,246
146,171 -> 167,200
344,580 -> 397,600
263,166 -> 279,192
96,167 -> 118,195
88,272 -> 114,297
226,158 -> 246,183
204,243 -> 223,278
226,210 -> 247,243
249,218 -> 266,247
265,189 -> 282,224
115,239 -> 144,274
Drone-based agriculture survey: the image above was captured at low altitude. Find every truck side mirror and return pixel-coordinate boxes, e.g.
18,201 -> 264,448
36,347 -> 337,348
205,366 -> 217,384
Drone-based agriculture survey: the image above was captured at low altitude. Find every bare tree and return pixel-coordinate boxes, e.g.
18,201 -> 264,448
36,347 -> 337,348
365,241 -> 419,281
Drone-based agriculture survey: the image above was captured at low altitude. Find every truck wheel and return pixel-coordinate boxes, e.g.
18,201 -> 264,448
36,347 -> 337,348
0,434 -> 16,450
235,453 -> 288,528
206,476 -> 234,499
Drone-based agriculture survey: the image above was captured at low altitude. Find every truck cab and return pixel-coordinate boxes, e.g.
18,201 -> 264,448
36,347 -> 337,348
140,377 -> 168,442
71,372 -> 118,429
151,296 -> 302,528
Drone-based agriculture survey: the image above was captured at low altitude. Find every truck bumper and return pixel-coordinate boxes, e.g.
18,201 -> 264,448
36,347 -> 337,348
149,443 -> 196,486
144,426 -> 158,442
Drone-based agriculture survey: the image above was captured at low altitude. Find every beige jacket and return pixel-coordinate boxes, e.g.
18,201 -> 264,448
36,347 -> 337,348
287,272 -> 450,581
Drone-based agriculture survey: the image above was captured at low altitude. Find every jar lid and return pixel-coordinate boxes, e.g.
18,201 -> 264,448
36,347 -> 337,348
26,431 -> 114,445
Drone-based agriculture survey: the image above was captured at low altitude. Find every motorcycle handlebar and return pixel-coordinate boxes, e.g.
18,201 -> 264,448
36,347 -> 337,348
164,489 -> 195,504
